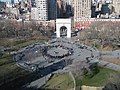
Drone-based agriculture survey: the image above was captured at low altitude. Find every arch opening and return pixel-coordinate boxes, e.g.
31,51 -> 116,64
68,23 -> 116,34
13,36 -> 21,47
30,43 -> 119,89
56,19 -> 71,38
60,26 -> 67,37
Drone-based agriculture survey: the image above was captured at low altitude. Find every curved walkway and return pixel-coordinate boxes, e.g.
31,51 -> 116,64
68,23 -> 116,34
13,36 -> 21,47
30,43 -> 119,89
99,50 -> 120,71
69,71 -> 76,90
99,61 -> 120,71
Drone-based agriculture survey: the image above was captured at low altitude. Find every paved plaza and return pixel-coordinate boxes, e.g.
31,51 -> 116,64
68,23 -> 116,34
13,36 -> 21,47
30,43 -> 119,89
14,38 -> 100,72
14,38 -> 120,88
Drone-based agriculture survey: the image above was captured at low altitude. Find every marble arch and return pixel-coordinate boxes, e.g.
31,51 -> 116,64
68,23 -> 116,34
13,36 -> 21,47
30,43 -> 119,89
56,19 -> 71,38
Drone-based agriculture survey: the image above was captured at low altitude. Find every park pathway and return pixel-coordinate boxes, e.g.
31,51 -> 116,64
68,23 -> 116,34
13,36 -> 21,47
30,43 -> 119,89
69,71 -> 76,90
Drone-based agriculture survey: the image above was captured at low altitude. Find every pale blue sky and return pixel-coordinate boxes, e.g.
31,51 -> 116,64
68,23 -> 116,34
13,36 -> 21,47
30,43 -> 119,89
0,0 -> 11,2
0,0 -> 21,3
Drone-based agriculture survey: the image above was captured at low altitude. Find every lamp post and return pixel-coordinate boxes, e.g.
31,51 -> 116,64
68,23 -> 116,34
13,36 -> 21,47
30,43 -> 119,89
22,15 -> 25,30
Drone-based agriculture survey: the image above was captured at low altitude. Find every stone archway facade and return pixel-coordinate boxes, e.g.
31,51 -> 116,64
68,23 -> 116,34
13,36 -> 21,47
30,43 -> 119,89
56,19 -> 71,38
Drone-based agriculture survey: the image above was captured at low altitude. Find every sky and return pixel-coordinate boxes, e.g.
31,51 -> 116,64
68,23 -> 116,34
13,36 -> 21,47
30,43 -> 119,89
0,0 -> 11,2
0,0 -> 21,3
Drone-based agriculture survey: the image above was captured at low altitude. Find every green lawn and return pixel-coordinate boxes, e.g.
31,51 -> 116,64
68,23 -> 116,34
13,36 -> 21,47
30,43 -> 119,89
43,73 -> 74,90
75,67 -> 120,87
0,53 -> 29,86
0,54 -> 12,66
11,39 -> 47,51
0,38 -> 49,87
0,38 -> 48,52
0,38 -> 48,82
0,37 -> 50,88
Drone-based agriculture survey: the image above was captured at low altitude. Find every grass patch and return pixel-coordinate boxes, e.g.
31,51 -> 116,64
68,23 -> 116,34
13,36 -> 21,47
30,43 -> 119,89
43,73 -> 74,90
0,54 -> 29,86
0,38 -> 48,87
0,38 -> 48,51
0,38 -> 48,83
12,39 -> 48,51
75,67 -> 119,87
0,54 -> 13,66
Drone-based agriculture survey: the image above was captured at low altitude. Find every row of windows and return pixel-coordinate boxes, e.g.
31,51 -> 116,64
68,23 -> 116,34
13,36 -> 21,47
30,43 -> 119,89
37,4 -> 47,9
38,8 -> 47,11
38,7 -> 47,9
38,0 -> 46,2
39,13 -> 47,15
39,17 -> 47,20
37,1 -> 47,4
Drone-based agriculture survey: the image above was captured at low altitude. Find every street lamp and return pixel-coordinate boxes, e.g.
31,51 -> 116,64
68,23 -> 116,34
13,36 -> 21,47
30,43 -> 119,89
22,15 -> 25,30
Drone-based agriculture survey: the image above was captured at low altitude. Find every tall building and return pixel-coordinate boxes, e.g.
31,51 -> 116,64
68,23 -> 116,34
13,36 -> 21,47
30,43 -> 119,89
112,0 -> 120,16
35,0 -> 48,20
47,0 -> 73,20
57,0 -> 65,18
31,0 -> 36,7
11,0 -> 14,4
73,0 -> 91,21
31,7 -> 39,20
48,0 -> 57,20
62,0 -> 74,18
63,0 -> 72,5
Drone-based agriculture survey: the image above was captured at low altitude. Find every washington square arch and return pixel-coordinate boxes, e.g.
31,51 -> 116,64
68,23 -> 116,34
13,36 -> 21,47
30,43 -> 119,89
56,19 -> 71,38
